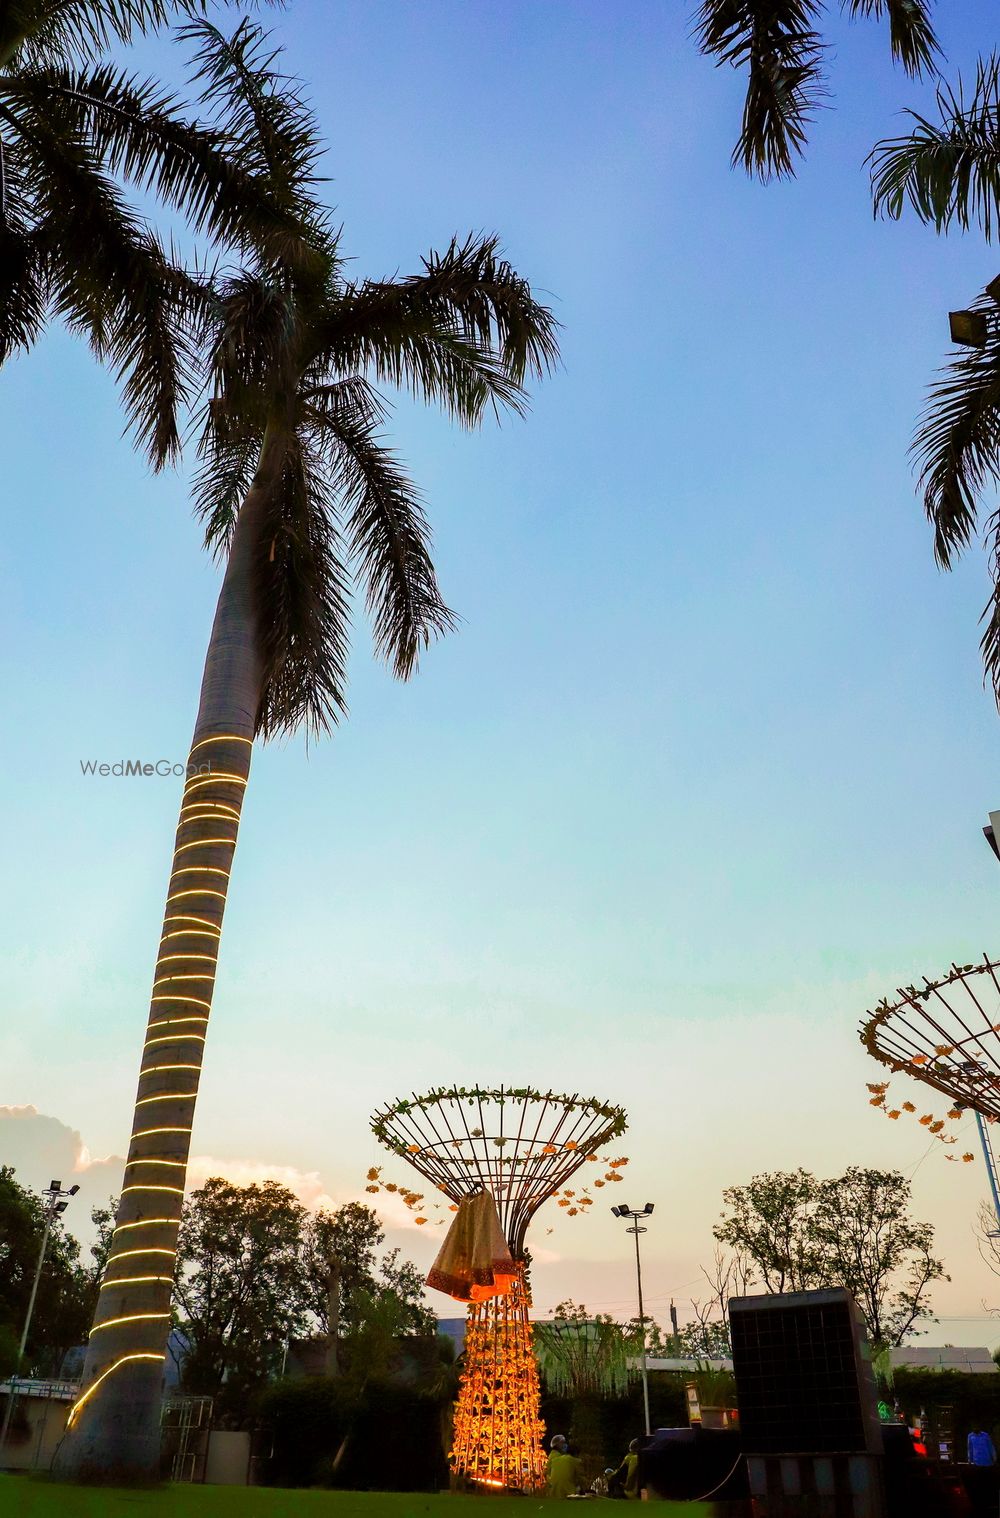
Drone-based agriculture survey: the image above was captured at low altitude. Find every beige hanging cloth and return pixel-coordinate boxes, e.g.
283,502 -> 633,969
426,1190 -> 518,1302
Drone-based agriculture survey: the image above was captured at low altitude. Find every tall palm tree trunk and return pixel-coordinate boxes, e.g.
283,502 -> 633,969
56,458 -> 274,1480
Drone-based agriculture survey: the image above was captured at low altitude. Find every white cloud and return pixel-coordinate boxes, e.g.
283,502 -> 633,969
0,1105 -> 124,1200
0,1105 -> 441,1234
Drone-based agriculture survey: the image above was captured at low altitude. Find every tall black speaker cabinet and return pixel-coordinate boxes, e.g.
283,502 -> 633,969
729,1287 -> 885,1518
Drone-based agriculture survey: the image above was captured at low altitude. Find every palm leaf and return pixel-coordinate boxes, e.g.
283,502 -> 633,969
310,392 -> 457,678
192,415 -> 262,549
979,519 -> 1000,708
253,432 -> 352,738
844,0 -> 939,78
911,290 -> 1000,571
871,59 -> 1000,237
0,224 -> 48,361
534,1308 -> 639,1399
14,107 -> 199,462
7,1 -> 285,66
317,234 -> 558,424
6,62 -> 315,265
179,16 -> 326,233
692,0 -> 827,179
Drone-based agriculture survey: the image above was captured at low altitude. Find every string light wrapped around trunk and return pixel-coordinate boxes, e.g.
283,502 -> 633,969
371,1085 -> 627,1491
64,734 -> 252,1462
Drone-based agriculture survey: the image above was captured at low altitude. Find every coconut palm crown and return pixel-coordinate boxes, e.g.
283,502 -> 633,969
57,19 -> 558,1481
0,0 -> 302,466
692,0 -> 939,180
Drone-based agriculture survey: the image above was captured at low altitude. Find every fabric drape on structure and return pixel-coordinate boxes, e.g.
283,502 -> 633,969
426,1190 -> 517,1302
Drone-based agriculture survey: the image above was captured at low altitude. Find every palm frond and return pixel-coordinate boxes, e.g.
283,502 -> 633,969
911,291 -> 1000,570
16,108 -> 199,463
8,1 -> 285,66
692,0 -> 826,179
6,62 -> 316,265
309,391 -> 456,678
178,17 -> 325,233
534,1311 -> 638,1399
317,234 -> 559,424
192,415 -> 262,549
303,374 -> 388,430
979,514 -> 1000,708
844,0 -> 939,78
253,431 -> 352,738
0,225 -> 48,361
871,58 -> 1000,236
203,270 -> 298,416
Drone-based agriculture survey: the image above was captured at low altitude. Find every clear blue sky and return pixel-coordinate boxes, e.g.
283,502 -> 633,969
4,1 -> 1000,1334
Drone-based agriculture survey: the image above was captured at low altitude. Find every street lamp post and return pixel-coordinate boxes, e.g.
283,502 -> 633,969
612,1202 -> 654,1437
0,1179 -> 79,1460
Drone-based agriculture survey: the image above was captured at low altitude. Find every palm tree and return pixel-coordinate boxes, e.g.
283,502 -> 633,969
868,61 -> 1000,702
0,0 -> 301,466
56,20 -> 559,1480
691,0 -> 938,180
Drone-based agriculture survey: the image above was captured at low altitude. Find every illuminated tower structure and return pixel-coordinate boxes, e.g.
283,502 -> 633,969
860,954 -> 1000,1227
371,1085 -> 627,1491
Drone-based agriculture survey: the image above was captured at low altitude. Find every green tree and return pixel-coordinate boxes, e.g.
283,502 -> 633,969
327,1281 -> 440,1478
0,1325 -> 21,1381
0,0 -> 298,467
302,1204 -> 436,1374
691,0 -> 939,180
303,1202 -> 384,1343
86,1198 -> 118,1289
172,1178 -> 311,1423
714,1168 -> 824,1293
0,1167 -> 90,1375
378,1249 -> 437,1337
714,1166 -> 946,1348
63,18 -> 556,1481
811,1166 -> 947,1346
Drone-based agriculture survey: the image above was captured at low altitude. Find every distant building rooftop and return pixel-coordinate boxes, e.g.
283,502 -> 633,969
890,1346 -> 998,1374
640,1358 -> 733,1373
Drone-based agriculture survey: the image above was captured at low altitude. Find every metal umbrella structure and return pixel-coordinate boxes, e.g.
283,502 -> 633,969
859,955 -> 1000,1227
371,1085 -> 627,1490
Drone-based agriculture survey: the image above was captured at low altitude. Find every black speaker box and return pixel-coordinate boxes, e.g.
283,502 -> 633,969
729,1287 -> 884,1456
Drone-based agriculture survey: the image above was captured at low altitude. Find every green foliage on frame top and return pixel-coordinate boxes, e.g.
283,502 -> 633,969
370,1085 -> 628,1156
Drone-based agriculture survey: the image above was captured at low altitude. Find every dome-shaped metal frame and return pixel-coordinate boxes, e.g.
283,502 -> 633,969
860,955 -> 1000,1118
371,1084 -> 627,1253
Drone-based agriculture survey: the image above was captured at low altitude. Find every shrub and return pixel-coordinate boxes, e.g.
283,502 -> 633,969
256,1376 -> 449,1490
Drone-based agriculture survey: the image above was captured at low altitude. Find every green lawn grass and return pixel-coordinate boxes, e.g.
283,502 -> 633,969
1,1477 -> 737,1518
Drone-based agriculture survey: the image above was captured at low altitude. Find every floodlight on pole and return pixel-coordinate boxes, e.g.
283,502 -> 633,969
612,1203 -> 655,1436
950,310 -> 989,348
0,1179 -> 80,1459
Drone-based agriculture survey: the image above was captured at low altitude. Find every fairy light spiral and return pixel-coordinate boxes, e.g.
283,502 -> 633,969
67,733 -> 253,1438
